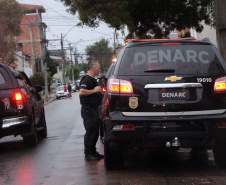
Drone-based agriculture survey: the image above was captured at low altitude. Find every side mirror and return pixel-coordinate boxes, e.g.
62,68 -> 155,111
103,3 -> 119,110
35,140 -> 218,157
35,85 -> 44,92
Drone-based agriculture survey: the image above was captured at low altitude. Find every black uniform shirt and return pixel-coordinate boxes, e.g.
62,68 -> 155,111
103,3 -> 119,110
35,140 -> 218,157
79,75 -> 100,107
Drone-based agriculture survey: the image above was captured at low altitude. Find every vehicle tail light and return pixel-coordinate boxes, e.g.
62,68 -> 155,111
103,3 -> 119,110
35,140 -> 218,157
15,92 -> 24,110
125,37 -> 196,45
121,124 -> 135,130
214,77 -> 226,92
162,43 -> 181,45
107,78 -> 133,94
216,122 -> 226,128
15,93 -> 22,101
102,87 -> 106,93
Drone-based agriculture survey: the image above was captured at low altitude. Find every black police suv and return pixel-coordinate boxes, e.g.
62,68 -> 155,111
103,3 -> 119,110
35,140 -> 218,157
101,38 -> 226,170
0,64 -> 47,146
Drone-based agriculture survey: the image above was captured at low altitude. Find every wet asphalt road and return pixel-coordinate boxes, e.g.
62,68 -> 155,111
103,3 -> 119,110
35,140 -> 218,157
0,92 -> 226,185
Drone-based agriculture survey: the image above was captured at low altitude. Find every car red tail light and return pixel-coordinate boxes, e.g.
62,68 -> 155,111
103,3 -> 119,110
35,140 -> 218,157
125,38 -> 196,45
15,92 -> 24,110
216,122 -> 226,127
15,93 -> 22,101
102,87 -> 106,93
121,124 -> 135,130
162,42 -> 181,45
107,78 -> 133,94
214,77 -> 226,92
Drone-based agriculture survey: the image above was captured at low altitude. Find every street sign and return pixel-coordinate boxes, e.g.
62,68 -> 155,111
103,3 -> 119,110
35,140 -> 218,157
44,67 -> 49,70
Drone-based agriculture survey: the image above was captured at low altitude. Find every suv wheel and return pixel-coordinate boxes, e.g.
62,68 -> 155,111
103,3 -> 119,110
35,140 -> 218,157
213,140 -> 226,168
23,114 -> 38,147
104,138 -> 124,170
38,111 -> 47,137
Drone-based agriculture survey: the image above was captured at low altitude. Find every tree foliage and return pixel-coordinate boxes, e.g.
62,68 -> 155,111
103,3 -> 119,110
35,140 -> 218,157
73,65 -> 81,80
85,38 -> 113,72
65,65 -> 81,81
0,0 -> 24,64
30,72 -> 52,86
30,72 -> 45,86
47,58 -> 58,77
60,0 -> 214,38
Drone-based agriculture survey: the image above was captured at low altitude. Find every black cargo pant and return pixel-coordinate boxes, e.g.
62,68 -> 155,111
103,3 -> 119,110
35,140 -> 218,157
81,105 -> 100,156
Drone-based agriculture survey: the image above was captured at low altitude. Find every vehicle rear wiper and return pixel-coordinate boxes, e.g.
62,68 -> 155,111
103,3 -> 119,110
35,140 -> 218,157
144,69 -> 175,73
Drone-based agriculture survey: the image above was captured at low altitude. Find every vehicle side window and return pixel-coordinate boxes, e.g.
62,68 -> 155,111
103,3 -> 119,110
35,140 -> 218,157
0,72 -> 6,85
113,48 -> 125,75
17,78 -> 26,87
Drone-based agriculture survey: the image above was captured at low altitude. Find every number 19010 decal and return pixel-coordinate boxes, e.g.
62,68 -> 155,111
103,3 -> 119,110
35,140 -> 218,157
197,78 -> 212,82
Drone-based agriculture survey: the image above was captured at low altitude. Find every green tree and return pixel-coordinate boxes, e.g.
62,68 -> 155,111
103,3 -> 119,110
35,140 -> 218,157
86,38 -> 113,72
30,72 -> 52,86
0,0 -> 24,65
60,0 -> 214,38
66,65 -> 81,81
47,58 -> 58,77
73,65 -> 81,80
30,72 -> 45,86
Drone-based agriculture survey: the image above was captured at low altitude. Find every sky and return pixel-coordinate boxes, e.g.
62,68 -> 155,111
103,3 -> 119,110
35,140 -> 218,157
16,0 -> 126,61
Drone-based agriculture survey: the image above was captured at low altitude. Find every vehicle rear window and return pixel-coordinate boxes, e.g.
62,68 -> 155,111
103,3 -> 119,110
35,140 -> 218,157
0,72 -> 6,85
118,45 -> 225,75
0,68 -> 13,89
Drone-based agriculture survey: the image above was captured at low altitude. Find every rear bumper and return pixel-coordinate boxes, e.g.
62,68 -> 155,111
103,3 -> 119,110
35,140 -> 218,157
110,110 -> 226,122
0,115 -> 31,137
2,116 -> 27,129
104,110 -> 226,148
56,93 -> 68,98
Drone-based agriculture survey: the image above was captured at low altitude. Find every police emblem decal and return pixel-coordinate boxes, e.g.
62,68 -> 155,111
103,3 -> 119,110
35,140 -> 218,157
129,97 -> 138,109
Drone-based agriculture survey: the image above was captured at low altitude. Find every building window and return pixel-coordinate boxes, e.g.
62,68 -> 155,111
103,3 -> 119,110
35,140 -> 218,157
35,58 -> 41,72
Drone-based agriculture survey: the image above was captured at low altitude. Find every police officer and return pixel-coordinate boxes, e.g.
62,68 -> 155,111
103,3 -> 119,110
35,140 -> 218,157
79,60 -> 104,161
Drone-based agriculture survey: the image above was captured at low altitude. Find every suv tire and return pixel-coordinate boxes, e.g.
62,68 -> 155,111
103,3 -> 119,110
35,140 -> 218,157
23,114 -> 38,147
38,111 -> 47,137
213,140 -> 226,168
104,138 -> 124,170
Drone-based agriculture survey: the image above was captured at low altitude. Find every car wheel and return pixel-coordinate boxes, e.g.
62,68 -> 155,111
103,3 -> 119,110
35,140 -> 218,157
104,138 -> 124,170
38,110 -> 47,137
213,140 -> 226,168
23,114 -> 38,147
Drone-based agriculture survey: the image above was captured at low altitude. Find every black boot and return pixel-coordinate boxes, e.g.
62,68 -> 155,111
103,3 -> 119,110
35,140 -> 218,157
85,154 -> 100,161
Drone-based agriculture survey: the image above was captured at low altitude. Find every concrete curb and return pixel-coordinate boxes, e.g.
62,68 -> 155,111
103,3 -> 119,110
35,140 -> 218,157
43,97 -> 56,106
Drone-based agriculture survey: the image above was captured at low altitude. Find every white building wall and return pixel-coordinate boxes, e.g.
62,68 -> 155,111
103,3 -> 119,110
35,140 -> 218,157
15,51 -> 33,78
191,21 -> 217,46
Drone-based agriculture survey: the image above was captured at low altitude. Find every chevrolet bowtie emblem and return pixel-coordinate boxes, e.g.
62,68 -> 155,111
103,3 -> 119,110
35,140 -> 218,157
165,76 -> 182,82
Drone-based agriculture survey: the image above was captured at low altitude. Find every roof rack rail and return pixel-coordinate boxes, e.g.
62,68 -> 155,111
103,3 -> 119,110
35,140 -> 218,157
125,37 -> 196,45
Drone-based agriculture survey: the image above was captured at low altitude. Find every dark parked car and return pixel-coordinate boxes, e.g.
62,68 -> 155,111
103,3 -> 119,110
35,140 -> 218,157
0,64 -> 47,146
101,38 -> 226,170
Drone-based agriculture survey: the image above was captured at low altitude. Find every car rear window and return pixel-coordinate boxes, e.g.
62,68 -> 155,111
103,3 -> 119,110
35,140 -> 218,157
57,86 -> 64,91
118,44 -> 225,75
0,72 -> 6,85
0,68 -> 13,89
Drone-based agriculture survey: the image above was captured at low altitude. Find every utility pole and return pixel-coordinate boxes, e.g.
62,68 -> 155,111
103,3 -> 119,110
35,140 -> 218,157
113,31 -> 116,55
69,43 -> 74,84
214,0 -> 226,62
61,33 -> 66,84
44,47 -> 49,102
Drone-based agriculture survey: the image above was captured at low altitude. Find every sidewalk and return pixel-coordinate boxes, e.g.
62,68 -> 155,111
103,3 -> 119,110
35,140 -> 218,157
42,93 -> 56,106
